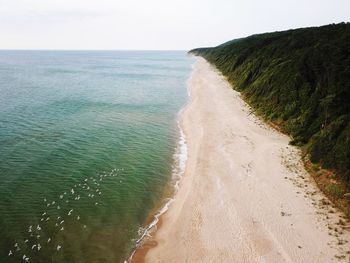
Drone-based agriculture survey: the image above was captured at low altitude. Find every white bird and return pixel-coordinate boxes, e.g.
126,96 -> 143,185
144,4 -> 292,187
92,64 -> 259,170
60,195 -> 63,199
57,216 -> 61,220
57,245 -> 61,251
8,250 -> 12,256
24,257 -> 29,262
60,220 -> 64,225
47,238 -> 51,243
37,225 -> 41,231
14,243 -> 18,247
31,245 -> 37,250
47,204 -> 50,207
68,209 -> 73,216
51,201 -> 55,205
44,198 -> 47,202
36,235 -> 40,239
24,239 -> 29,243
42,212 -> 46,216
37,244 -> 41,251
46,217 -> 50,221
77,216 -> 80,220
57,206 -> 60,210
71,189 -> 75,194
60,227 -> 64,231
95,202 -> 98,205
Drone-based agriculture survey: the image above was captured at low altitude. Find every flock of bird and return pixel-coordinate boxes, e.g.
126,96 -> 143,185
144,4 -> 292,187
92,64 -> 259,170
7,168 -> 122,261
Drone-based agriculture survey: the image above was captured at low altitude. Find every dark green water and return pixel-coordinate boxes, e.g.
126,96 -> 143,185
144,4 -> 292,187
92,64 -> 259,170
0,51 -> 192,262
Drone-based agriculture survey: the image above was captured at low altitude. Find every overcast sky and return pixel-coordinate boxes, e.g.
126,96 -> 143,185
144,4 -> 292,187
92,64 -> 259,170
0,0 -> 349,50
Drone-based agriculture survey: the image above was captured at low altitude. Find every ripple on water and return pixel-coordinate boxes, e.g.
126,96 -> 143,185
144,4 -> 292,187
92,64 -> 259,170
0,50 -> 192,263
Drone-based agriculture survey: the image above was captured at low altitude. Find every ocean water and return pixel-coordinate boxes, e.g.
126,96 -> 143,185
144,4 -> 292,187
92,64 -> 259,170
0,51 -> 192,262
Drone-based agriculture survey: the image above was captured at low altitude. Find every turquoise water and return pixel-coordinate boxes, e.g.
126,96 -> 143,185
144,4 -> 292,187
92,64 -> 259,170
0,51 -> 192,262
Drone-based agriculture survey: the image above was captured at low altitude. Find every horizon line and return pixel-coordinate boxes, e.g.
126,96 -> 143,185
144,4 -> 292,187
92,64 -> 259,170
0,49 -> 190,52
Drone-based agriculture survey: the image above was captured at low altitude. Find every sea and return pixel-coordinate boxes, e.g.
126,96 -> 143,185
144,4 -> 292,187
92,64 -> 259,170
0,50 -> 192,263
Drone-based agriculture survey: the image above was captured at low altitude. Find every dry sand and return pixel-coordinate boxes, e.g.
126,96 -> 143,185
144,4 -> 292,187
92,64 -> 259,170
143,57 -> 350,262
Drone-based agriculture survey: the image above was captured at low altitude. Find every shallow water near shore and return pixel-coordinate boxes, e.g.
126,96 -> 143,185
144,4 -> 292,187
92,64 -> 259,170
0,50 -> 192,262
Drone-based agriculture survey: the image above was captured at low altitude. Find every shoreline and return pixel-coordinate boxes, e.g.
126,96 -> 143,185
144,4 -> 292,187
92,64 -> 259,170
128,94 -> 191,263
133,57 -> 350,262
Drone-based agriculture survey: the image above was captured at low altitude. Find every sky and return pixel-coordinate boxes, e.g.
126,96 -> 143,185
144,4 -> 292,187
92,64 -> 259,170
0,0 -> 349,50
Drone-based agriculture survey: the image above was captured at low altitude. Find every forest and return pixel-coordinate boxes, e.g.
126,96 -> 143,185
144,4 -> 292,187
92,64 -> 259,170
190,23 -> 350,182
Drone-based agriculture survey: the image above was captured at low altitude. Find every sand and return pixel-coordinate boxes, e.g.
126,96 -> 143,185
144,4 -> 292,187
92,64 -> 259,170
142,57 -> 350,262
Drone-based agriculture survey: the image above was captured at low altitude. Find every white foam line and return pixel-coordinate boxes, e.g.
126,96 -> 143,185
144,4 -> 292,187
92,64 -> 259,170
126,119 -> 188,263
125,64 -> 193,263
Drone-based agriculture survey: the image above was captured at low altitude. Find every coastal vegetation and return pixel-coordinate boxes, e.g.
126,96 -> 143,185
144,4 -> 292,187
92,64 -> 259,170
190,23 -> 350,204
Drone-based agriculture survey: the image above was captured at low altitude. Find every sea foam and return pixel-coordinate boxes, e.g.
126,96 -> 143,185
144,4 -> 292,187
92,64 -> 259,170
126,120 -> 188,262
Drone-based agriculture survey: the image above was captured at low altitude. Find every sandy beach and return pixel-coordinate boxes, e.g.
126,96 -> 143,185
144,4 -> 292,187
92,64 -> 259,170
140,57 -> 350,262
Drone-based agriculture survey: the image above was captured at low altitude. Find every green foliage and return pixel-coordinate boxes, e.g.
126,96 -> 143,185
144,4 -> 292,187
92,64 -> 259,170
190,23 -> 350,181
326,184 -> 344,198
